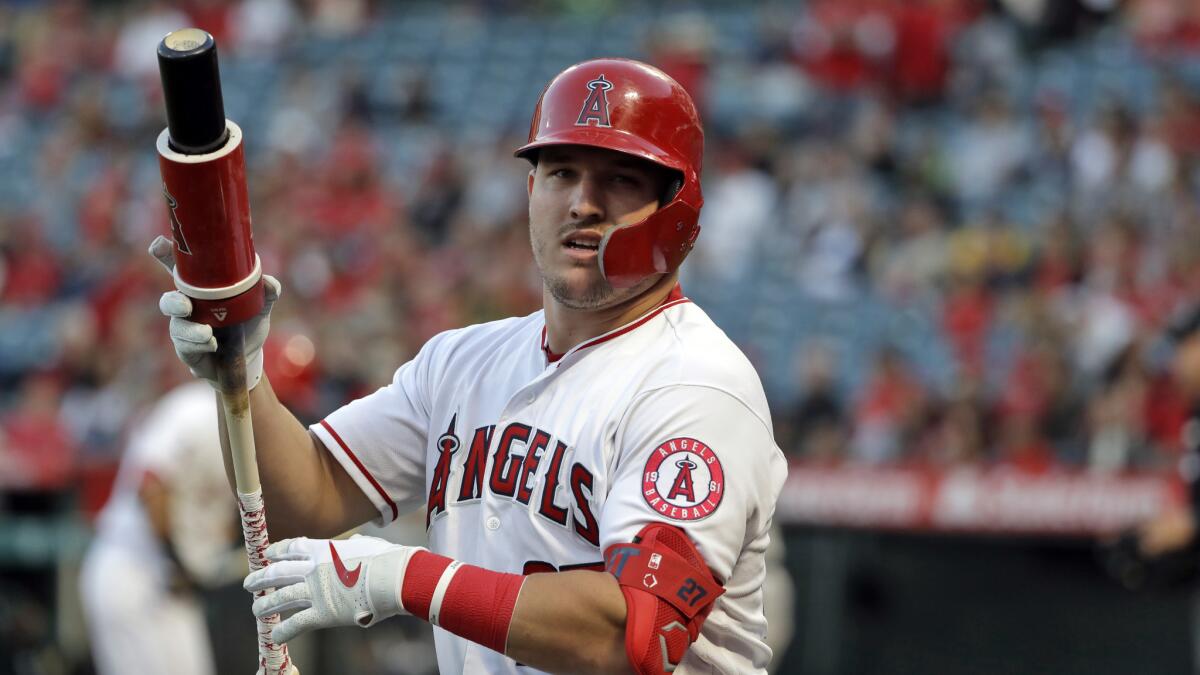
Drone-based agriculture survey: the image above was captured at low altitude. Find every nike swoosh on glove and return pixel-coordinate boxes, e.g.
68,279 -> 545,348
149,235 -> 281,390
243,535 -> 423,644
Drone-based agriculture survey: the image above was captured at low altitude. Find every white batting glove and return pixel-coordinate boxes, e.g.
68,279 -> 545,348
243,535 -> 423,645
149,235 -> 280,390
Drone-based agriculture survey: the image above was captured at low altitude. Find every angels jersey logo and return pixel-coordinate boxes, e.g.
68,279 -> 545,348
576,74 -> 613,127
642,437 -> 724,521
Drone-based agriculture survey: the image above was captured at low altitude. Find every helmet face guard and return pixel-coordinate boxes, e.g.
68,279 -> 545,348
516,59 -> 704,289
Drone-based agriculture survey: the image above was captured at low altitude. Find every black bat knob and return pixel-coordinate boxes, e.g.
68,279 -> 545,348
157,28 -> 229,155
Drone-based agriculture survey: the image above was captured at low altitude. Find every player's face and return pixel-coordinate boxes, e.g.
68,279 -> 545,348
528,145 -> 671,310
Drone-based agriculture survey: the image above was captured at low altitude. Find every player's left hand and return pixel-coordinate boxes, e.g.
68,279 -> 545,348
244,535 -> 423,644
149,235 -> 281,391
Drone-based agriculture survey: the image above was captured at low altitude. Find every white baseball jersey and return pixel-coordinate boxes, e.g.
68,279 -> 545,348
311,291 -> 787,674
81,382 -> 236,675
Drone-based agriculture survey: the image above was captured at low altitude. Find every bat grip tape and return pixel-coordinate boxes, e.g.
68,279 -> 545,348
239,489 -> 293,674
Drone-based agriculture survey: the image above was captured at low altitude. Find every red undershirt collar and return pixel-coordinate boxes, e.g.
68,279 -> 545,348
541,284 -> 687,364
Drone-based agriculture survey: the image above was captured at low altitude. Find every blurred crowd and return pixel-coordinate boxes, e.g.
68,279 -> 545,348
3,0 -> 1200,513
727,0 -> 1200,475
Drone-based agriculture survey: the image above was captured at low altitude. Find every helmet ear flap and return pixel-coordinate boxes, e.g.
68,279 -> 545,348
599,196 -> 701,289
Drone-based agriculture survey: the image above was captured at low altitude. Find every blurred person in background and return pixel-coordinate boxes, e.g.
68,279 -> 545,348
1086,344 -> 1153,472
687,138 -> 777,286
920,381 -> 989,467
1126,306 -> 1200,561
850,346 -> 926,463
1096,303 -> 1200,672
79,381 -> 243,675
780,341 -> 848,462
0,373 -> 75,491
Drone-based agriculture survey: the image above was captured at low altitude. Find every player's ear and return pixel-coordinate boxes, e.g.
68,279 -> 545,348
528,169 -> 535,196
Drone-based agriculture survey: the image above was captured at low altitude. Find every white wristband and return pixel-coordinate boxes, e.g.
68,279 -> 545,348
426,560 -> 465,628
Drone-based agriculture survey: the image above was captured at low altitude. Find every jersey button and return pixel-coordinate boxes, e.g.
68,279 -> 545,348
486,516 -> 501,531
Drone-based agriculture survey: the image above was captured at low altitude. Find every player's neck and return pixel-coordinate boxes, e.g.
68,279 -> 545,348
543,273 -> 678,356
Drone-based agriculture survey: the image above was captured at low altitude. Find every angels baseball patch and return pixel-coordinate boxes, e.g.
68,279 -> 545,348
642,437 -> 725,521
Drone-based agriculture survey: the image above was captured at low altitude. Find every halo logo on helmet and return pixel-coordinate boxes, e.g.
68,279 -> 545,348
576,75 -> 613,128
516,58 -> 705,289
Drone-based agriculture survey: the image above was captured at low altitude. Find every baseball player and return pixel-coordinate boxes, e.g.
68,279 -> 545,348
153,58 -> 787,674
79,381 -> 242,675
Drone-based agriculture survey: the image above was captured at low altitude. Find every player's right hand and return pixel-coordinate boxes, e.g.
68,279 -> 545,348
244,535 -> 423,644
149,235 -> 281,390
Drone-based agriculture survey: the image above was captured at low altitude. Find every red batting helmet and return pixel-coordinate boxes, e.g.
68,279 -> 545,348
515,58 -> 704,288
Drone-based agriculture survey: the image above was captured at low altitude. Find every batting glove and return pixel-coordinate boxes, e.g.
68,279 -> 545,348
243,535 -> 422,644
149,235 -> 280,390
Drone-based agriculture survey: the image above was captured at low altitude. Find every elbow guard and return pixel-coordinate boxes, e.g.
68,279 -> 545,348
603,523 -> 724,674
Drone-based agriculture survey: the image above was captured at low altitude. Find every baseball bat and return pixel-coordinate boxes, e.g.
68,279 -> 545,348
155,28 -> 297,675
